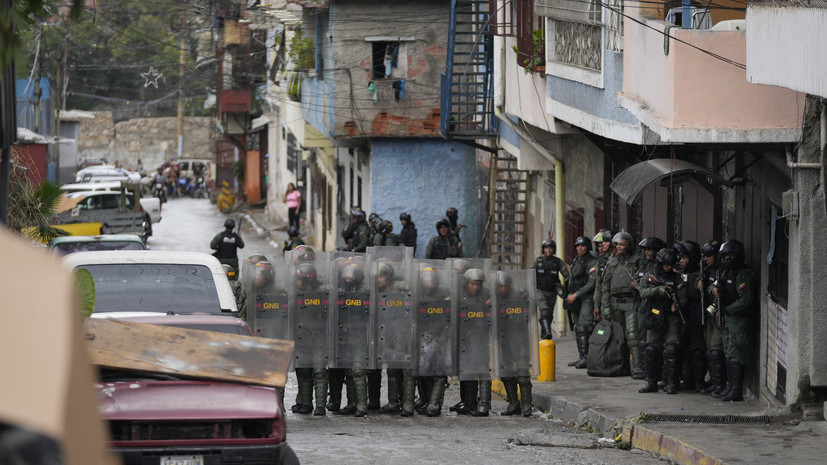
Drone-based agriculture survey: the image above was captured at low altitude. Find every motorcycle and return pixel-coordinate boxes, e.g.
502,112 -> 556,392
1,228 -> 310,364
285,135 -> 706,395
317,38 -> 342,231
187,176 -> 210,199
153,182 -> 167,203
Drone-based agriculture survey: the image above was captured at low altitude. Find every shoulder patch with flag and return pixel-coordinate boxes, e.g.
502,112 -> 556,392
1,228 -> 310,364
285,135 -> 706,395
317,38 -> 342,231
588,266 -> 597,274
738,282 -> 748,291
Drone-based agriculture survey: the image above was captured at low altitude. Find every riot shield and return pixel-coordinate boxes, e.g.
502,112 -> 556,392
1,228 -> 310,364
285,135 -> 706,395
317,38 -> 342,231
413,265 -> 457,377
284,244 -> 317,265
247,260 -> 291,341
492,269 -> 540,378
371,257 -> 415,369
290,256 -> 331,369
449,257 -> 492,276
456,269 -> 495,381
367,245 -> 413,263
329,255 -> 372,369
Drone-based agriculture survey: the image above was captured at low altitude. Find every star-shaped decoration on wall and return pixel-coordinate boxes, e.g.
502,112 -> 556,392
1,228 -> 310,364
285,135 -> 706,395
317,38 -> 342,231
141,66 -> 164,88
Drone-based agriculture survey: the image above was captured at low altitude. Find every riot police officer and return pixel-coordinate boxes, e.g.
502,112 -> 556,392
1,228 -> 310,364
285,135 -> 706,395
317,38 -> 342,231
495,271 -> 534,417
283,225 -> 304,253
210,218 -> 244,272
398,212 -> 418,253
698,241 -> 726,396
293,262 -> 330,416
457,269 -> 493,417
533,240 -> 569,340
600,232 -> 645,378
565,236 -> 599,369
636,237 -> 666,376
638,249 -> 686,394
591,229 -> 614,322
236,254 -> 268,321
710,240 -> 754,402
425,217 -> 462,259
446,207 -> 464,240
674,241 -> 707,392
337,263 -> 370,416
414,266 -> 453,417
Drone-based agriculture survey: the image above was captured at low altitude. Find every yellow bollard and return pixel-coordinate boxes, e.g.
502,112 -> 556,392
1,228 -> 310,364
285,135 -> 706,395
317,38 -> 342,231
537,339 -> 556,381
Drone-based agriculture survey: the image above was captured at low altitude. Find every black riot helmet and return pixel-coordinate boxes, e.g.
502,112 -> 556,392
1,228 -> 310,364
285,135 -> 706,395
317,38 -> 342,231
342,263 -> 365,287
380,220 -> 393,235
436,216 -> 451,233
701,241 -> 720,257
293,244 -> 316,262
254,261 -> 275,286
399,212 -> 411,222
574,236 -> 592,249
675,240 -> 701,261
719,240 -> 745,269
287,225 -> 300,237
639,237 -> 666,251
452,259 -> 471,274
351,207 -> 366,222
245,254 -> 268,265
224,218 -> 235,230
376,262 -> 395,280
541,239 -> 556,252
656,248 -> 678,266
296,263 -> 318,286
612,231 -> 634,249
370,215 -> 384,231
446,207 -> 458,221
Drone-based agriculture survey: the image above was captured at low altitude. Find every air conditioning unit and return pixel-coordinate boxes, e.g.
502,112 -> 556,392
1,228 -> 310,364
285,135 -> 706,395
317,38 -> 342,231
665,7 -> 713,30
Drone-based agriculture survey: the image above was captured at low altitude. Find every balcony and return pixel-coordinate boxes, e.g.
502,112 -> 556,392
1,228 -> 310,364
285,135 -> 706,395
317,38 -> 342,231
220,89 -> 251,113
619,13 -> 804,143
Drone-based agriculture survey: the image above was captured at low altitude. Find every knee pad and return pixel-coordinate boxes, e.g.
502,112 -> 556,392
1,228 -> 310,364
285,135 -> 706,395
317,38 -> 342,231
626,330 -> 638,345
645,344 -> 659,357
663,343 -> 679,358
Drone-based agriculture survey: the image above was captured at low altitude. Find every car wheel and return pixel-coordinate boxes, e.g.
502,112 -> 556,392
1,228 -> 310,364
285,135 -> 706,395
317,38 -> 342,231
282,445 -> 300,465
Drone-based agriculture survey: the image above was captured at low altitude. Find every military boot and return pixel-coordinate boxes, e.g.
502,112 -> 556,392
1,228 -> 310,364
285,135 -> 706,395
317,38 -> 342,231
351,369 -> 369,417
518,378 -> 533,417
471,381 -> 491,417
297,368 -> 314,413
327,368 -> 344,412
367,369 -> 382,411
700,350 -> 726,395
539,317 -> 553,340
638,340 -> 648,374
415,377 -> 429,413
692,350 -> 709,392
313,370 -> 328,416
575,326 -> 591,369
721,361 -> 745,402
711,357 -> 732,399
638,346 -> 662,393
426,377 -> 447,417
455,381 -> 475,414
679,351 -> 694,391
400,371 -> 416,417
663,344 -> 680,395
379,370 -> 401,413
500,378 -> 521,416
336,375 -> 357,415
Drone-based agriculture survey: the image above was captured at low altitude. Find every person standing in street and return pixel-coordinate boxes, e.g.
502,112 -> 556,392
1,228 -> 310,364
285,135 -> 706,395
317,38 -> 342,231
210,218 -> 244,273
600,232 -> 645,378
698,241 -> 727,396
284,183 -> 302,229
674,241 -> 707,392
635,237 -> 666,378
533,239 -> 569,340
425,217 -> 462,259
709,240 -> 754,402
565,236 -> 599,368
591,229 -> 614,322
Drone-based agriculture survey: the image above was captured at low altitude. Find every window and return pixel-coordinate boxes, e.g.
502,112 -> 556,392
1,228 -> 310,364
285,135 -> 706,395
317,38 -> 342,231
372,42 -> 400,79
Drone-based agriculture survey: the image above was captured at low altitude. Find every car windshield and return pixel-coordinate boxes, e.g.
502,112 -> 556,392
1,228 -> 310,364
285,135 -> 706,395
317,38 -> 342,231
80,263 -> 223,313
53,241 -> 145,255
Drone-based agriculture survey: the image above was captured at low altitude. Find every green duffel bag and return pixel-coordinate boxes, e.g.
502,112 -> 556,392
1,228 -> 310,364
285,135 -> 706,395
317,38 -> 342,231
586,319 -> 630,377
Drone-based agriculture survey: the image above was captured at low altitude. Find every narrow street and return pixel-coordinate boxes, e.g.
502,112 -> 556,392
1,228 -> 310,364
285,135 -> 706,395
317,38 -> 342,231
146,198 -> 668,465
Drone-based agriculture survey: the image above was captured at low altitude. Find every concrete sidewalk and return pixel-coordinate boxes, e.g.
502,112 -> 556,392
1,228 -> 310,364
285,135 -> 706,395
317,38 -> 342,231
241,207 -> 826,464
518,332 -> 826,465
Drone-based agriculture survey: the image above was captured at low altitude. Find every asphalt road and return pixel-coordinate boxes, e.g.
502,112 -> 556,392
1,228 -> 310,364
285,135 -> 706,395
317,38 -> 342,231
147,198 -> 668,465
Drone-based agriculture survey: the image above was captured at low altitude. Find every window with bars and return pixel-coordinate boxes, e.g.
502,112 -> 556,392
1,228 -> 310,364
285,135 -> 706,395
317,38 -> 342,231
606,0 -> 623,52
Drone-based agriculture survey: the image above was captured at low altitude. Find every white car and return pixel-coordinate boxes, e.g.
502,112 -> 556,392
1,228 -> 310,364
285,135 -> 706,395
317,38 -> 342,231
75,165 -> 142,184
63,251 -> 238,315
56,190 -> 152,241
62,181 -> 162,224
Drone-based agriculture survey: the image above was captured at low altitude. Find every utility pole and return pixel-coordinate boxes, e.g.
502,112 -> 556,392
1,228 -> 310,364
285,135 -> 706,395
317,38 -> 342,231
178,0 -> 188,160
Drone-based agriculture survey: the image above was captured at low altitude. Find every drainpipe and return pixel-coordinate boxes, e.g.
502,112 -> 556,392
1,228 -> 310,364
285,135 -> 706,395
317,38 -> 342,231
493,106 -> 567,335
787,146 -> 821,169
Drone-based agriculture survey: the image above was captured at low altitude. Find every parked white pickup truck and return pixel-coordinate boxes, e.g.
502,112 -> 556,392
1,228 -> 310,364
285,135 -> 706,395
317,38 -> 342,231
62,181 -> 162,224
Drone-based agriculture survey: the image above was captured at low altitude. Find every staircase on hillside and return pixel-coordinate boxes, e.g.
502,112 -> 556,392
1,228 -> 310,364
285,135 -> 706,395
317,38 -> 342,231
440,0 -> 497,139
487,152 -> 530,270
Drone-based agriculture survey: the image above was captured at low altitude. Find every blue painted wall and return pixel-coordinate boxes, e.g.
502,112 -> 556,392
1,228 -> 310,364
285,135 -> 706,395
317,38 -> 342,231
369,138 -> 480,258
15,78 -> 51,135
547,50 -> 638,126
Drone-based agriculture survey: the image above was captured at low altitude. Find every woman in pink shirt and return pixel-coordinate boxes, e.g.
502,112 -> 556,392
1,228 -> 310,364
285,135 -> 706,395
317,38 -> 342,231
284,183 -> 302,229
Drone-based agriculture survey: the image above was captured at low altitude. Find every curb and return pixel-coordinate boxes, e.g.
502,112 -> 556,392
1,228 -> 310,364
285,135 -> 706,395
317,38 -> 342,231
523,389 -> 724,465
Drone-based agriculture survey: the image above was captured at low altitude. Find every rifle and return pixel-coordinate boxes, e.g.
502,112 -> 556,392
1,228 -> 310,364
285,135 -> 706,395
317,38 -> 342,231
699,261 -> 705,326
715,286 -> 725,330
648,273 -> 686,324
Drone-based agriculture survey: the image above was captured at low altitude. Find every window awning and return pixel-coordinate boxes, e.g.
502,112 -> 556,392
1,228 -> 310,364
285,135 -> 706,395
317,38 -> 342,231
610,158 -> 732,204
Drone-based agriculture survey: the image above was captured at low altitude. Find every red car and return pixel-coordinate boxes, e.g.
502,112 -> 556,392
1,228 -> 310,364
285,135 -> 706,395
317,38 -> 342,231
95,315 -> 299,465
